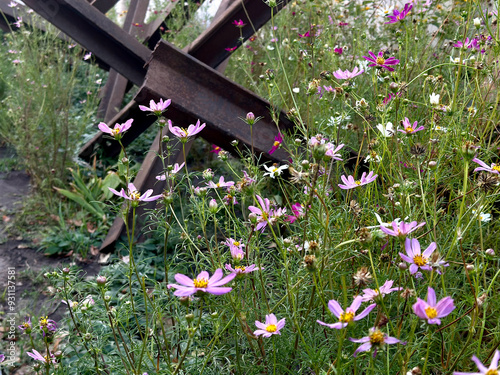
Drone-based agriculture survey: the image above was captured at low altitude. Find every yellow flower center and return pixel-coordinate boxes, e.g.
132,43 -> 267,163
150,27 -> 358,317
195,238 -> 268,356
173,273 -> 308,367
233,241 -> 240,246
130,191 -> 141,200
216,183 -> 221,187
181,128 -> 188,136
273,141 -> 280,147
235,266 -> 246,272
112,128 -> 120,136
486,370 -> 499,375
271,167 -> 278,172
339,311 -> 355,323
425,306 -> 438,319
193,278 -> 209,288
22,322 -> 30,329
266,324 -> 277,332
413,255 -> 428,267
355,180 -> 361,185
44,355 -> 51,363
369,329 -> 385,345
376,56 -> 386,65
492,165 -> 500,172
261,212 -> 269,220
405,127 -> 414,133
40,317 -> 49,326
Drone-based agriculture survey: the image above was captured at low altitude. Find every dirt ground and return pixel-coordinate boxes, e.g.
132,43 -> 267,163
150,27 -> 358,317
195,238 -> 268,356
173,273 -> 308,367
0,146 -> 101,373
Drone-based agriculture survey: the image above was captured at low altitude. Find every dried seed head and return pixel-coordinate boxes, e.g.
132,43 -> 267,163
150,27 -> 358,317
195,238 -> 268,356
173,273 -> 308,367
400,288 -> 415,299
410,143 -> 427,157
303,255 -> 317,271
477,172 -> 499,192
349,200 -> 362,216
476,293 -> 487,307
357,227 -> 372,243
377,314 -> 389,328
353,267 -> 372,287
379,253 -> 391,262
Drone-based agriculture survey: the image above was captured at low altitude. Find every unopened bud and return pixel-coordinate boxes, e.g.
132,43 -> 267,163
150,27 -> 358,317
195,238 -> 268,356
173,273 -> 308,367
185,313 -> 195,323
485,248 -> 495,256
398,262 -> 408,270
96,275 -> 107,286
465,264 -> 474,271
428,160 -> 437,169
209,198 -> 218,214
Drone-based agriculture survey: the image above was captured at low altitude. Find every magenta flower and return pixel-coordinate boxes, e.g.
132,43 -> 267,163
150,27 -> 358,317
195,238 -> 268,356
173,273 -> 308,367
211,144 -> 222,154
168,119 -> 206,142
298,30 -> 311,38
325,143 -> 344,161
225,264 -> 259,275
454,350 -> 500,375
98,119 -> 133,139
109,183 -> 162,203
232,19 -> 246,28
156,162 -> 184,181
269,133 -> 283,154
472,158 -> 500,174
139,98 -> 171,115
225,46 -> 237,52
167,268 -> 235,296
361,280 -> 402,302
397,118 -> 425,135
287,203 -> 305,223
338,171 -> 378,190
412,287 -> 455,325
254,314 -> 285,337
399,238 -> 437,274
333,67 -> 364,80
333,47 -> 343,54
206,176 -> 235,189
317,296 -> 376,329
363,51 -> 400,71
453,38 -> 473,49
385,3 -> 412,24
380,220 -> 426,238
350,327 -> 404,357
27,349 -> 56,364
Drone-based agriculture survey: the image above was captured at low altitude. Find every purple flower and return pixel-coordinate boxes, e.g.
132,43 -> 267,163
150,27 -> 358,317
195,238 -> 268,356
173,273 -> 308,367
397,118 -> 425,135
225,264 -> 259,276
385,3 -> 412,24
325,143 -> 344,161
224,238 -> 245,260
206,176 -> 235,189
380,220 -> 426,238
287,203 -> 305,223
454,350 -> 500,375
18,317 -> 32,334
412,287 -> 455,325
363,51 -> 400,71
316,296 -> 376,329
350,327 -> 404,357
167,268 -> 236,296
232,19 -> 246,28
248,195 -> 285,232
338,171 -> 378,190
156,163 -> 184,180
168,119 -> 205,142
269,133 -> 283,154
332,67 -> 364,80
211,144 -> 222,154
472,157 -> 500,174
109,183 -> 162,203
399,238 -> 437,274
139,98 -> 171,115
98,119 -> 133,139
453,38 -> 473,49
13,16 -> 22,28
39,316 -> 57,336
27,349 -> 56,364
361,280 -> 402,302
254,314 -> 285,337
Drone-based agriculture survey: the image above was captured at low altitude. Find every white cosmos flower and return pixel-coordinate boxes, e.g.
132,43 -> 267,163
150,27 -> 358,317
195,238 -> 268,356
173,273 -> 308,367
376,122 -> 394,137
429,92 -> 440,105
263,164 -> 289,178
479,213 -> 491,222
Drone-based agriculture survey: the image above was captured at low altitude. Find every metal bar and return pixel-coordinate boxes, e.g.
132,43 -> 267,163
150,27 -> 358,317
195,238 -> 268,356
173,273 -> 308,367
87,0 -> 118,13
22,0 -> 150,86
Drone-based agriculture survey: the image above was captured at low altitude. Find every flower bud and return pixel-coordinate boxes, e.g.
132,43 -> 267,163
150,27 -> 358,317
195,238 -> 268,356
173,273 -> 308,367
473,17 -> 481,28
96,275 -> 107,286
209,198 -> 219,214
202,168 -> 214,180
465,264 -> 474,271
248,212 -> 258,224
62,267 -> 70,274
428,161 -> 437,169
246,112 -> 256,125
485,248 -> 495,256
185,313 -> 195,323
179,296 -> 191,307
398,262 -> 408,270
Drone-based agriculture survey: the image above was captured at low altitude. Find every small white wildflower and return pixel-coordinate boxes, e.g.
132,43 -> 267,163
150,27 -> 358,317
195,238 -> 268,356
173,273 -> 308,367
263,164 -> 289,178
429,92 -> 440,105
376,122 -> 394,137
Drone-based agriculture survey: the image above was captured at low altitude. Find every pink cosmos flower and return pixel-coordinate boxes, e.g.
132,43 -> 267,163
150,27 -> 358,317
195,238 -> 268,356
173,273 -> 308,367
206,176 -> 235,189
338,171 -> 378,190
232,19 -> 246,28
454,350 -> 500,375
225,264 -> 259,275
287,203 -> 305,223
168,119 -> 205,142
472,158 -> 500,174
225,46 -> 237,52
167,268 -> 235,296
254,314 -> 285,337
211,144 -> 222,154
412,287 -> 455,325
397,118 -> 425,135
14,16 -> 22,28
399,238 -> 437,275
333,67 -> 364,80
156,162 -> 184,180
385,3 -> 412,24
269,133 -> 283,154
109,183 -> 162,202
361,280 -> 402,302
453,38 -> 473,49
350,327 -> 404,357
333,47 -> 343,54
363,51 -> 400,71
139,98 -> 171,115
380,220 -> 426,238
325,143 -> 344,160
316,296 -> 376,329
224,238 -> 245,260
27,349 -> 56,364
98,119 -> 133,139
248,195 -> 285,232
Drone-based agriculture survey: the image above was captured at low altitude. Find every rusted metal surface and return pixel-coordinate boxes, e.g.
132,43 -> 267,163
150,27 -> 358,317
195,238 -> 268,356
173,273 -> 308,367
22,0 -> 150,86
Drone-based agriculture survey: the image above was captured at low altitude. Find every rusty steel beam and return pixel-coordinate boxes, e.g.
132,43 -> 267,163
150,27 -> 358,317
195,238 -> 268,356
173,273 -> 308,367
22,0 -> 150,86
79,0 -> 288,160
